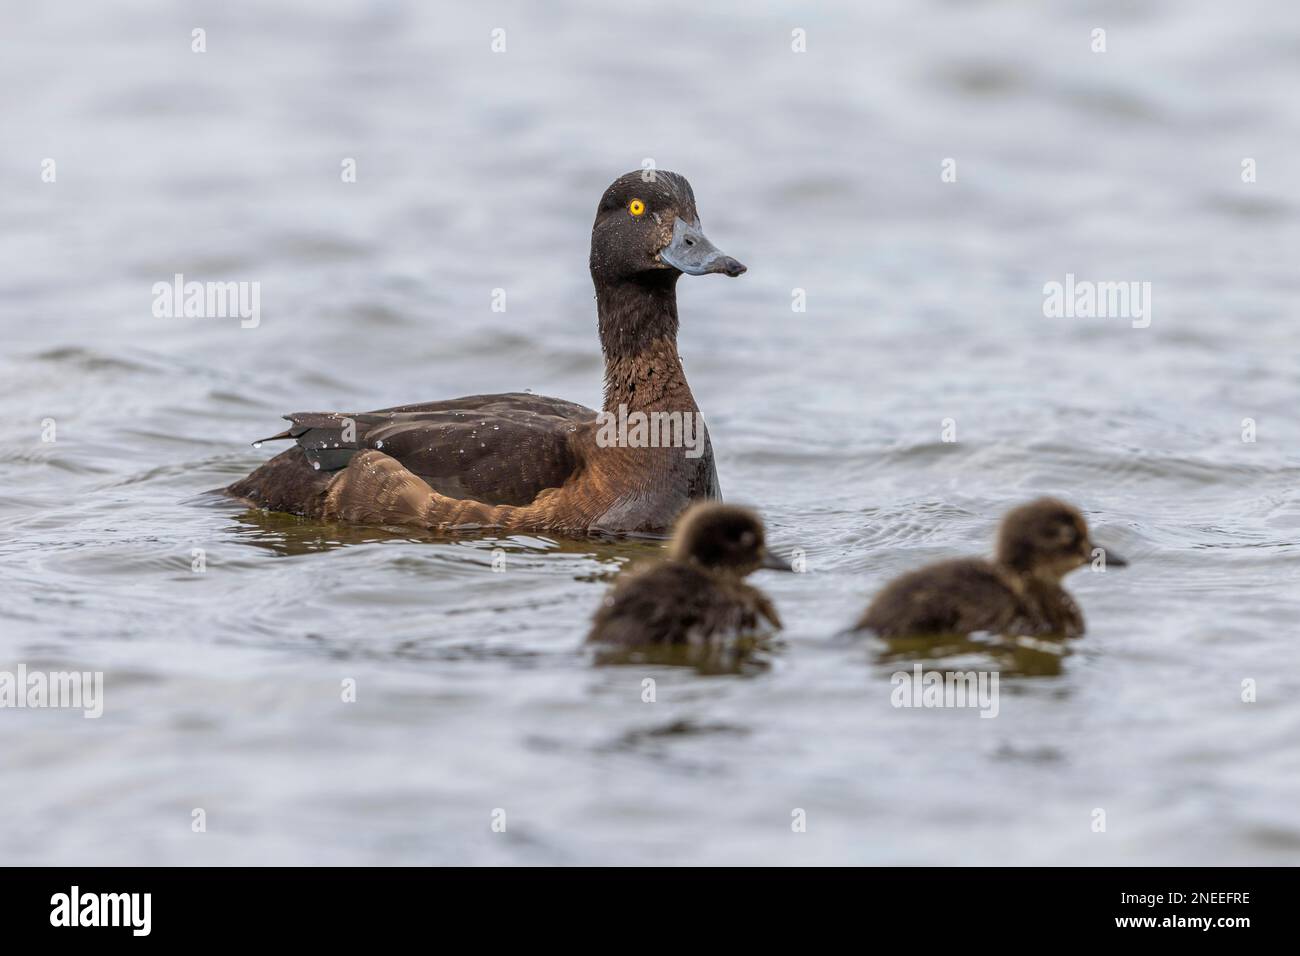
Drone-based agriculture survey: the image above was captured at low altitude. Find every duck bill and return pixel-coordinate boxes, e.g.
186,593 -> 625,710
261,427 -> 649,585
760,548 -> 794,572
659,217 -> 746,277
1094,544 -> 1128,568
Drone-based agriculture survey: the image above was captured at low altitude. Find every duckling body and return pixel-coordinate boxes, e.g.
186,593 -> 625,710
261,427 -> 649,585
856,498 -> 1124,639
225,171 -> 745,537
589,561 -> 780,647
857,557 -> 1082,638
587,503 -> 788,647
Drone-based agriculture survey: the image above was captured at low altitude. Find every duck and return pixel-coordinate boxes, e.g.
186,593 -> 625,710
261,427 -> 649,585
586,503 -> 790,647
224,171 -> 746,537
855,498 -> 1126,638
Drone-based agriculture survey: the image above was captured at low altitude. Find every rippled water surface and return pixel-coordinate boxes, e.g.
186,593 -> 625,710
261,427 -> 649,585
2,0 -> 1299,865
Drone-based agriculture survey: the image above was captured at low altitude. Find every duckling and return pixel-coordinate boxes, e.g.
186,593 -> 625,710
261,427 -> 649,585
225,171 -> 746,537
586,503 -> 791,648
855,498 -> 1126,638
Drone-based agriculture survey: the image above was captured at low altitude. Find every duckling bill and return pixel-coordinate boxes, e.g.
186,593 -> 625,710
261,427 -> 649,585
224,171 -> 745,537
856,498 -> 1126,639
586,503 -> 790,648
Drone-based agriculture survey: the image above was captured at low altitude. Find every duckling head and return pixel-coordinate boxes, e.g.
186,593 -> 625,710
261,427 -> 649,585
589,171 -> 746,284
996,497 -> 1128,581
668,503 -> 791,576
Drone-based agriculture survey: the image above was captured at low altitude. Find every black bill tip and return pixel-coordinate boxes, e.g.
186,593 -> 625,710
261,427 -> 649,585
1094,545 -> 1128,568
760,548 -> 794,572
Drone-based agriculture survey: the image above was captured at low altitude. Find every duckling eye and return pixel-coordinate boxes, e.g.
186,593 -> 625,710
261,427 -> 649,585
628,199 -> 646,217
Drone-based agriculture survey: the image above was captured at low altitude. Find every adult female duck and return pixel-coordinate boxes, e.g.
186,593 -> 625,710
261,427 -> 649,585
225,171 -> 746,536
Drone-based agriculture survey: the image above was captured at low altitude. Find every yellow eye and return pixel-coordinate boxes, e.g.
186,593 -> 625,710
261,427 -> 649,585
628,199 -> 646,216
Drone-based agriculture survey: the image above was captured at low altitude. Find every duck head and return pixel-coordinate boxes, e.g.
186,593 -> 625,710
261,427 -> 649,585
996,497 -> 1128,581
668,502 -> 791,576
590,171 -> 746,284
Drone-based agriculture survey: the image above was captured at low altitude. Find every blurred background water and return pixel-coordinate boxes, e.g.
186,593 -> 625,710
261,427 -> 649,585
1,0 -> 1298,865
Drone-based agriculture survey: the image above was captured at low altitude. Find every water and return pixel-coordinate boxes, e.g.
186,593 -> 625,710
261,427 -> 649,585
2,0 -> 1299,865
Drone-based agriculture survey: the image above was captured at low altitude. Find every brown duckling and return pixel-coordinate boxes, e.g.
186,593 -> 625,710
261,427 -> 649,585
225,171 -> 746,537
587,503 -> 791,648
856,498 -> 1126,639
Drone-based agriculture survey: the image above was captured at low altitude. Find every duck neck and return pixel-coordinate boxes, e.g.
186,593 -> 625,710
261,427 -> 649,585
596,274 -> 696,413
997,562 -> 1067,592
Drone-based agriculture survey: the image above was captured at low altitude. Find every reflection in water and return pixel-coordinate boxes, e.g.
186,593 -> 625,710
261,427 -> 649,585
603,719 -> 752,757
590,634 -> 778,676
223,498 -> 666,571
225,504 -> 414,555
872,632 -> 1072,678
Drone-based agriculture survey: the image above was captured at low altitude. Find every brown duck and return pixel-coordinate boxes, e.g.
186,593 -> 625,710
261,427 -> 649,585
856,498 -> 1127,638
587,503 -> 790,647
225,171 -> 746,536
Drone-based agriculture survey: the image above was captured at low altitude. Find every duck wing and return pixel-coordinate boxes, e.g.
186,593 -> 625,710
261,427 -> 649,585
269,392 -> 594,507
